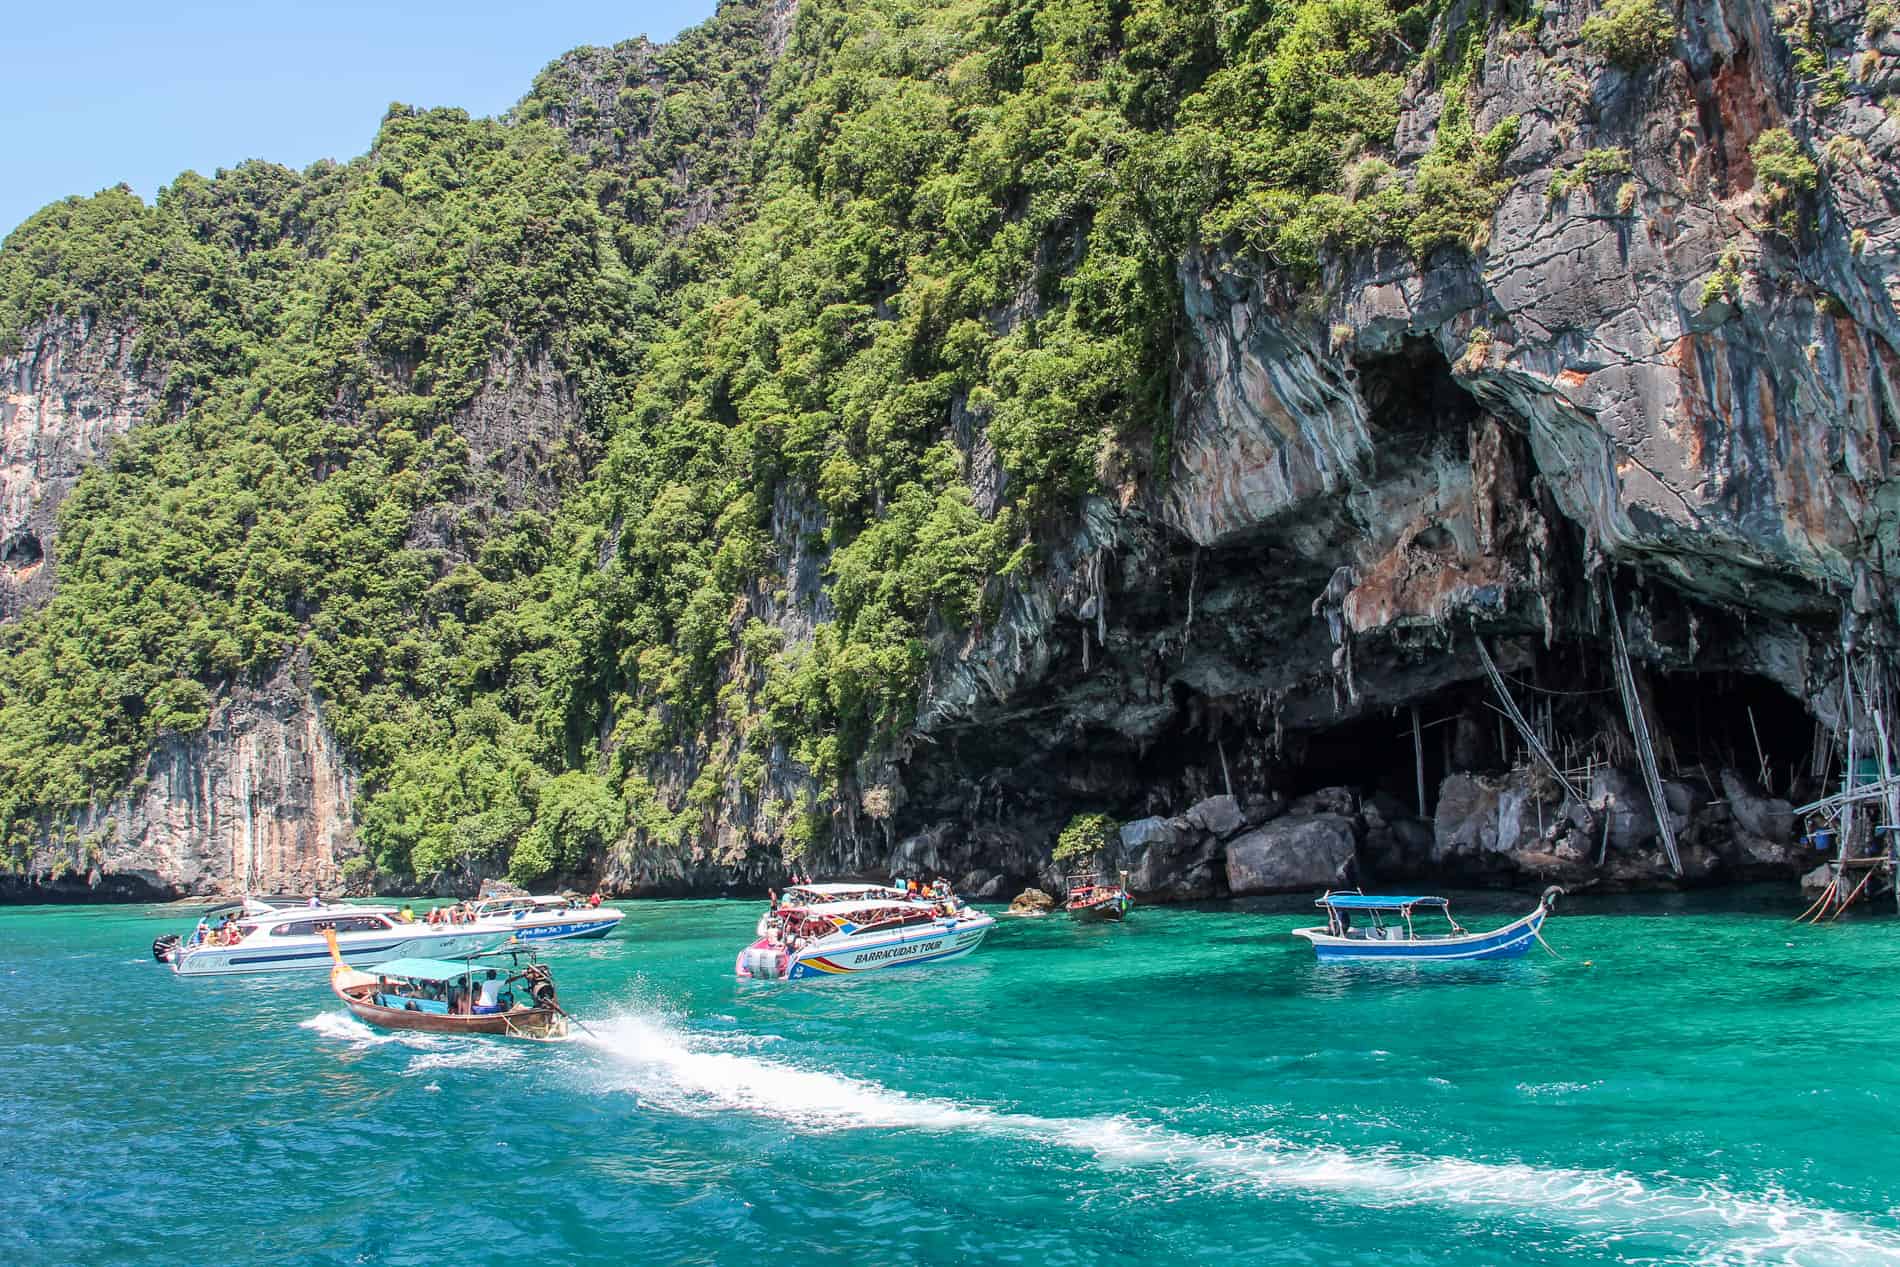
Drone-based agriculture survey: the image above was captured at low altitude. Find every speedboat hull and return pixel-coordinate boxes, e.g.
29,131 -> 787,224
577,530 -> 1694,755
738,913 -> 995,980
471,911 -> 622,942
1293,905 -> 1547,962
172,927 -> 503,976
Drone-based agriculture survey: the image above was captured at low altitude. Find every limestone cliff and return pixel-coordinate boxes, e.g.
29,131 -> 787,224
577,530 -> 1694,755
717,0 -> 1900,900
0,316 -> 159,618
9,0 -> 1900,903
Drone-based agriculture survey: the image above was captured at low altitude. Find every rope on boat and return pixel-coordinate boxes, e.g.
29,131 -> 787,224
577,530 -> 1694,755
1535,929 -> 1563,960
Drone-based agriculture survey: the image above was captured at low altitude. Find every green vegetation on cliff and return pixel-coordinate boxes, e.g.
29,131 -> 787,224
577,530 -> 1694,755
0,0 -> 1515,884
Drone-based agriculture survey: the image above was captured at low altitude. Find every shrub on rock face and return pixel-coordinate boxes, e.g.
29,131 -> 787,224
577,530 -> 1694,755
1055,812 -> 1118,863
1581,0 -> 1676,70
1749,128 -> 1819,233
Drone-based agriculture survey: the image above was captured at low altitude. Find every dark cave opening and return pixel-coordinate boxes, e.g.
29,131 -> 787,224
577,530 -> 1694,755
1354,335 -> 1479,467
1644,670 -> 1815,802
2,530 -> 43,568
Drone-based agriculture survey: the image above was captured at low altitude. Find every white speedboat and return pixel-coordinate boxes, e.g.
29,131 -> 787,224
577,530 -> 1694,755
153,904 -> 506,977
736,896 -> 994,981
464,894 -> 624,942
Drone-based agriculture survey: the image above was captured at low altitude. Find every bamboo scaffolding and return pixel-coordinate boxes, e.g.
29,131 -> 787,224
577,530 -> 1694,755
1474,638 -> 1584,804
1605,587 -> 1683,876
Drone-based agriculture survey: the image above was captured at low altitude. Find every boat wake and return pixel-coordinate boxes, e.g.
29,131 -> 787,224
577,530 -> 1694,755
575,1008 -> 1900,1266
300,1011 -> 404,1046
302,1010 -> 532,1076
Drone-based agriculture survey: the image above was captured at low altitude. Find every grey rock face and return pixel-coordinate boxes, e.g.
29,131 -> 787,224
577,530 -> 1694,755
1225,814 -> 1358,895
27,663 -> 360,897
1721,768 -> 1796,846
1184,794 -> 1245,839
0,316 -> 161,618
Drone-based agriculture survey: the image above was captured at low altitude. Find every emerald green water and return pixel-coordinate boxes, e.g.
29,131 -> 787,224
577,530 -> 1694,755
6,892 -> 1898,1265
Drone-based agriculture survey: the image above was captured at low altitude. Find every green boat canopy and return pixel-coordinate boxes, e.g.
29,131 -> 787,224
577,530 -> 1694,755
367,957 -> 480,982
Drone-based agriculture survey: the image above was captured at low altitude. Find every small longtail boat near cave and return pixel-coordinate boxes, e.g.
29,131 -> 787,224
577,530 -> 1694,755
1064,873 -> 1132,922
737,896 -> 995,980
1291,887 -> 1563,962
323,931 -> 572,1039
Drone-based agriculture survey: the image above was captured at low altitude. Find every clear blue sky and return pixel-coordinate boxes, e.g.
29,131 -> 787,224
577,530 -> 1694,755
2,0 -> 721,237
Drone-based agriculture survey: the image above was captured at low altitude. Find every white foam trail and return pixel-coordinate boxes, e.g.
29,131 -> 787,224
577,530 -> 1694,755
576,1009 -> 1900,1266
300,1011 -> 399,1045
404,1046 -> 524,1074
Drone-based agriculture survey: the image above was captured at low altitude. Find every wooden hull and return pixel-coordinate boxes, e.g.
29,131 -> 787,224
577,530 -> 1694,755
335,981 -> 568,1039
1066,892 -> 1130,921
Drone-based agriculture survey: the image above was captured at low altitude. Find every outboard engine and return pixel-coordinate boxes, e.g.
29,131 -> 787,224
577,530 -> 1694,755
152,934 -> 181,963
524,964 -> 558,1008
737,946 -> 788,979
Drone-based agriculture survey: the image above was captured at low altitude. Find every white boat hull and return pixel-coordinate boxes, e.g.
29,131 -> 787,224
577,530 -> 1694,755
170,928 -> 504,976
467,909 -> 623,943
782,913 -> 994,980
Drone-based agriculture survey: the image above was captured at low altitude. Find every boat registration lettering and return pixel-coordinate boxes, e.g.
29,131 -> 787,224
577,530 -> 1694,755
857,938 -> 941,964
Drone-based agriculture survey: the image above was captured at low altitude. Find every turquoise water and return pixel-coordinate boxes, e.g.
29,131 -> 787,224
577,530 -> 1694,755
7,891 -> 1900,1265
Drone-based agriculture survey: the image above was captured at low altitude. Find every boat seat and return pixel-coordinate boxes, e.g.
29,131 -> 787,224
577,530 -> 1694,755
376,993 -> 449,1014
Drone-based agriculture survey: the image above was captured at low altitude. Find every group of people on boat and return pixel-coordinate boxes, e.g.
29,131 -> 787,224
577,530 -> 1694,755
189,914 -> 246,947
379,968 -> 510,1015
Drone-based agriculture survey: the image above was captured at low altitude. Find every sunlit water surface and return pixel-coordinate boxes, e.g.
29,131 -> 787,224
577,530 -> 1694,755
6,891 -> 1898,1265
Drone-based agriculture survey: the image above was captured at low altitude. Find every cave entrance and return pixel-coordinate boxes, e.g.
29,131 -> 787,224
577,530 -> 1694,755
1284,686 -> 1478,820
1645,669 -> 1814,802
1354,335 -> 1478,472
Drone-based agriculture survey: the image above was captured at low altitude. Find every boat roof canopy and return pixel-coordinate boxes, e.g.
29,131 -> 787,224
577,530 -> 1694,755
366,957 -> 483,982
789,883 -> 905,896
783,898 -> 939,916
1316,893 -> 1449,910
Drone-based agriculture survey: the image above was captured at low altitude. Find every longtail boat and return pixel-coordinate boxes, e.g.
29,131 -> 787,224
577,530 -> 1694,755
323,931 -> 572,1039
1064,873 -> 1132,922
1291,887 -> 1563,962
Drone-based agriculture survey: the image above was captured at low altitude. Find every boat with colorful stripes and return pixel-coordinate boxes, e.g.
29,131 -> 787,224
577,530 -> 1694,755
736,896 -> 994,981
1064,872 -> 1132,922
1291,888 -> 1562,962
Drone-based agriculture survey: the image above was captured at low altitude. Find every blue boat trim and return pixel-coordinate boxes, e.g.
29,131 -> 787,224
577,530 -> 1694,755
1295,893 -> 1559,963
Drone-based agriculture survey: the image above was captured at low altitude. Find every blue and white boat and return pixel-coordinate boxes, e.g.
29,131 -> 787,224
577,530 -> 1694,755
1292,888 -> 1561,962
465,894 -> 624,942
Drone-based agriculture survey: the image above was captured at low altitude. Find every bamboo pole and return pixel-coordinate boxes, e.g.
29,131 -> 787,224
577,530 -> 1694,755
1605,586 -> 1682,876
1474,638 -> 1584,804
1412,704 -> 1427,818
